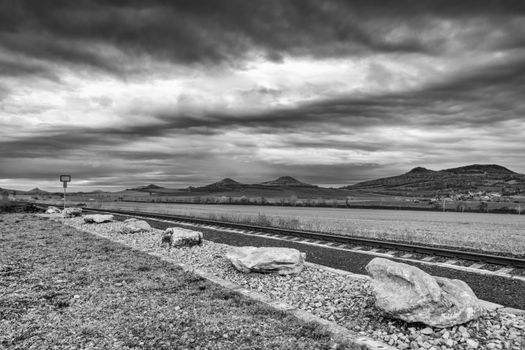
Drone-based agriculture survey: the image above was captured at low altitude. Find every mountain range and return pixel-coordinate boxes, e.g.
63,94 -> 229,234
4,164 -> 525,198
190,176 -> 317,192
342,164 -> 525,196
122,165 -> 524,197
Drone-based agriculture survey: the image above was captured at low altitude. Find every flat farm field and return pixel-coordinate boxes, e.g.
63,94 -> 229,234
91,202 -> 525,256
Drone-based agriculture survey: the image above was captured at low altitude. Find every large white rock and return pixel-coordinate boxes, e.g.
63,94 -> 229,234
366,257 -> 484,328
83,214 -> 114,224
46,206 -> 61,214
226,246 -> 305,275
62,207 -> 82,217
163,227 -> 203,247
120,218 -> 151,234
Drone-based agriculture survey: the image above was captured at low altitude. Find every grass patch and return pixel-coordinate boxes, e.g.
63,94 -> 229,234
0,214 -> 347,349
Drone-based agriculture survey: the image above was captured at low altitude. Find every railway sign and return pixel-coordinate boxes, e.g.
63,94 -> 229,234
59,175 -> 71,209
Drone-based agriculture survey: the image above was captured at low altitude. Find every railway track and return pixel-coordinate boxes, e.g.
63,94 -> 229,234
71,206 -> 525,270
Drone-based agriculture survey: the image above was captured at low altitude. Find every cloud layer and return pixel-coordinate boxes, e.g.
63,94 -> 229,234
1,0 -> 525,191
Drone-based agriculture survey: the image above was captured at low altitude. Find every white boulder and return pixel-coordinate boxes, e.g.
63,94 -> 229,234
120,218 -> 151,234
62,207 -> 82,217
163,227 -> 203,247
366,257 -> 484,328
83,214 -> 114,224
46,206 -> 61,214
226,246 -> 305,275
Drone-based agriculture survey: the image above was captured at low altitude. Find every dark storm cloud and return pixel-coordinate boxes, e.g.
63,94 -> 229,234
151,55 -> 525,132
0,123 -> 228,162
386,57 -> 525,126
0,32 -> 122,73
2,0 -> 524,73
425,57 -> 525,101
3,49 -> 523,164
0,159 -> 131,180
0,144 -> 219,188
0,57 -> 57,79
0,131 -> 123,158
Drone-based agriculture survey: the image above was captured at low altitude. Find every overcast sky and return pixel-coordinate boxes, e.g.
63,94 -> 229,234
1,0 -> 525,191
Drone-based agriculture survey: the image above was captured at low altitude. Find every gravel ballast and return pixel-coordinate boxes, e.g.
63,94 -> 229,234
63,215 -> 525,350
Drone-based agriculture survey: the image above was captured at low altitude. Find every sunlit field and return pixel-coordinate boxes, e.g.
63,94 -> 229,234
89,202 -> 525,256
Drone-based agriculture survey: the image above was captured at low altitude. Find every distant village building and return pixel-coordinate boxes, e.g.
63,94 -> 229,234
1,190 -> 9,203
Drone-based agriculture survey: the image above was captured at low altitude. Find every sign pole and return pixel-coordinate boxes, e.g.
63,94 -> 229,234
63,182 -> 67,210
59,175 -> 71,211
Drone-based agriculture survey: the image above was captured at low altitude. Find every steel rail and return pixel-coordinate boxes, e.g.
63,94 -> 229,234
38,204 -> 525,269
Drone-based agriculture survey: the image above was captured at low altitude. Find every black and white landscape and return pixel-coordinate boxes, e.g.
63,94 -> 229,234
2,2 -> 525,350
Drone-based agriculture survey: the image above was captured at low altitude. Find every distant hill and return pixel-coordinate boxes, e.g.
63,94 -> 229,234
26,188 -> 50,195
128,184 -> 165,192
194,178 -> 245,192
342,164 -> 525,196
260,176 -> 317,188
443,164 -> 515,175
406,167 -> 435,174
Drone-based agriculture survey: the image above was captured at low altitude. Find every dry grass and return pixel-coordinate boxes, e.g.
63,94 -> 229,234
0,214 -> 347,350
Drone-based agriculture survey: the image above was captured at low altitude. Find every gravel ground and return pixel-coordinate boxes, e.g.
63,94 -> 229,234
60,215 -> 525,350
514,269 -> 525,277
157,219 -> 525,310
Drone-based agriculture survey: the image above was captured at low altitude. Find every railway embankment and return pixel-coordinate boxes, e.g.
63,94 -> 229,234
76,206 -> 525,309
37,212 -> 525,350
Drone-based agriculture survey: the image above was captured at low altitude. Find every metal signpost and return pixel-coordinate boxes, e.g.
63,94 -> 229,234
60,175 -> 71,210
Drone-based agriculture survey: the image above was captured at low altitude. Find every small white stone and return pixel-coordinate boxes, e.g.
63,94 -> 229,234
466,339 -> 479,349
420,327 -> 433,335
